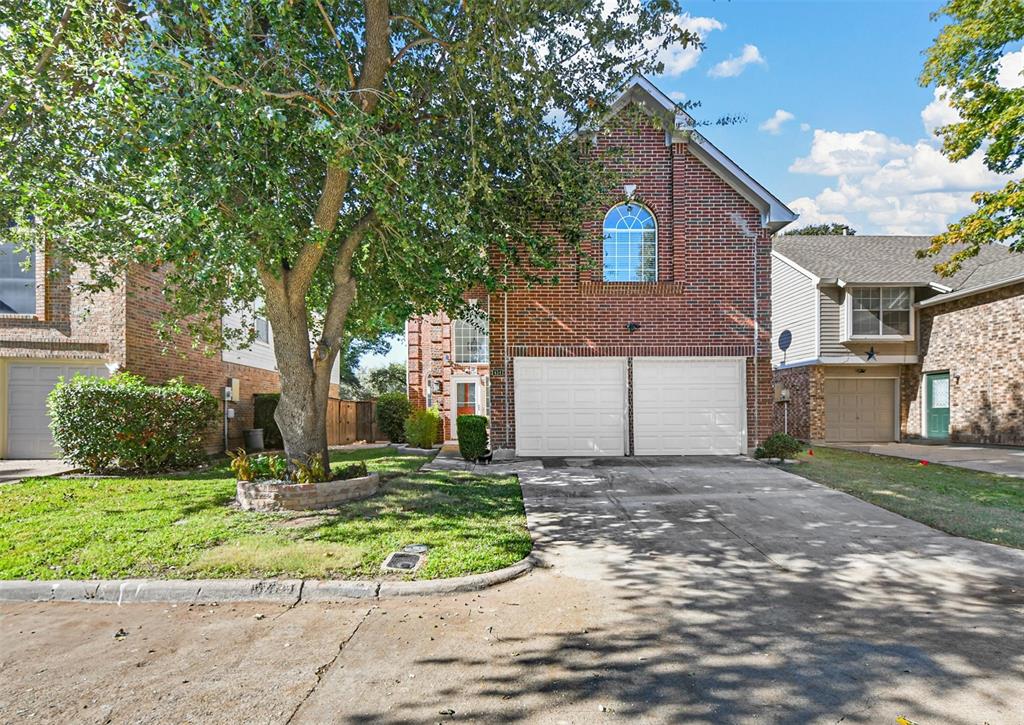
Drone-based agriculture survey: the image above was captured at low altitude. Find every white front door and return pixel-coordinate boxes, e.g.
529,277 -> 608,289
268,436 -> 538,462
632,358 -> 746,455
6,362 -> 109,459
450,376 -> 483,439
514,357 -> 627,456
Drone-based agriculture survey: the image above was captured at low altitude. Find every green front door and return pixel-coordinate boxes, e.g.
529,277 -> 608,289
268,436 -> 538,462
925,372 -> 950,439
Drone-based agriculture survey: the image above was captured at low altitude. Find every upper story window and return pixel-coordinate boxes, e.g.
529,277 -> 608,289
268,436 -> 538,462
453,316 -> 488,363
850,287 -> 911,337
254,316 -> 270,344
0,243 -> 36,315
603,203 -> 657,282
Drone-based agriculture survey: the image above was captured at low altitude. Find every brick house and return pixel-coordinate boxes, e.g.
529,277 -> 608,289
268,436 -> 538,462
771,234 -> 1024,445
0,247 -> 281,458
407,76 -> 797,457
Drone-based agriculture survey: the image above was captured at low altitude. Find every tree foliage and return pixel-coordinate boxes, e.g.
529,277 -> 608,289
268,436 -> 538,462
782,223 -> 857,237
919,0 -> 1024,273
1,0 -> 696,464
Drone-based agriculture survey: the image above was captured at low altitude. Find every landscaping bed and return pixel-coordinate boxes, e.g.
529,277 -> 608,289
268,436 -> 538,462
0,448 -> 532,581
781,446 -> 1024,549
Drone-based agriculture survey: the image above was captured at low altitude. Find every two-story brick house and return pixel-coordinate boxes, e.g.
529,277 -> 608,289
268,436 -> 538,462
407,77 -> 797,457
0,246 -> 281,458
771,234 -> 1024,445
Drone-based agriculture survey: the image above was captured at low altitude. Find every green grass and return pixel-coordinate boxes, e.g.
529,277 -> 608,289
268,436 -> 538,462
782,446 -> 1024,549
0,448 -> 532,580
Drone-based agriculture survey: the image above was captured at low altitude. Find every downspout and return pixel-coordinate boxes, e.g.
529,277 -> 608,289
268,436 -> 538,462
753,233 -> 761,450
503,280 -> 510,451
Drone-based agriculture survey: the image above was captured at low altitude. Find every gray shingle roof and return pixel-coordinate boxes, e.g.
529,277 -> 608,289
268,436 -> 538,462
773,235 -> 1024,293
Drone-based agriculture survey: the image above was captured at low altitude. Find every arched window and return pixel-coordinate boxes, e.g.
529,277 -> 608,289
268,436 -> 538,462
602,203 -> 657,282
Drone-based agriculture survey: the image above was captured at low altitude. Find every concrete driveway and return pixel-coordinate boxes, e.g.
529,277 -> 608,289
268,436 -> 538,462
832,441 -> 1024,477
2,457 -> 1024,723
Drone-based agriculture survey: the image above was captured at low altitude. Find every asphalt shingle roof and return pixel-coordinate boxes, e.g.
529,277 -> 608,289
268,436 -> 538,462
773,235 -> 1024,293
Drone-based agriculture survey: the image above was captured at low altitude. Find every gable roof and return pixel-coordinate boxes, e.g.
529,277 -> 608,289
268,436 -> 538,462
608,76 -> 798,233
773,234 -> 1024,297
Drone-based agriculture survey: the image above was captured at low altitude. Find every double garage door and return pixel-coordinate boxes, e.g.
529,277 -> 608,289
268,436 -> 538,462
5,362 -> 109,459
514,357 -> 746,456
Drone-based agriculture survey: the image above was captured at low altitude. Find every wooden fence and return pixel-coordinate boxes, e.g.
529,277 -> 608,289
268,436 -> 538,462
326,399 -> 382,446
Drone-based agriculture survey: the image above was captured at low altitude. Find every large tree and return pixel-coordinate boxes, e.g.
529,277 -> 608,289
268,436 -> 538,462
1,0 -> 695,468
919,0 -> 1024,274
782,222 -> 857,237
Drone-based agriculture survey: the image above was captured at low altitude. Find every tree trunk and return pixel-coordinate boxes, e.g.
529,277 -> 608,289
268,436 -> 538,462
273,355 -> 333,472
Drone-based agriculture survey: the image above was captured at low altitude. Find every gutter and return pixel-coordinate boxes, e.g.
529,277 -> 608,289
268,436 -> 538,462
915,274 -> 1024,308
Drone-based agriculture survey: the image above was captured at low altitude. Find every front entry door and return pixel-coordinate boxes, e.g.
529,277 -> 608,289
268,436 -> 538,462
451,379 -> 480,438
925,372 -> 950,439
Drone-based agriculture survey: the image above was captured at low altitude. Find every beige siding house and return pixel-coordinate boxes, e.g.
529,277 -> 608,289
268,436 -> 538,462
771,235 -> 1024,445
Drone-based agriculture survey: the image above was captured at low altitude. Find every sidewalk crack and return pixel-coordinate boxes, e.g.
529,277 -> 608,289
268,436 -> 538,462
284,604 -> 376,724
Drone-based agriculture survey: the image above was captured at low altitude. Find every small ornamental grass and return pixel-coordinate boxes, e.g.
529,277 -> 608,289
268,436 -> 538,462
404,407 -> 440,449
48,373 -> 217,474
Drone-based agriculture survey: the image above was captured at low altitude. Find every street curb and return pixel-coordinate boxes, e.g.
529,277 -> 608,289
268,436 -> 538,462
0,555 -> 537,605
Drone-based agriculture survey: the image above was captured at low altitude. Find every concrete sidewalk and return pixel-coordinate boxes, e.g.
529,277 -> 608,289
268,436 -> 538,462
830,441 -> 1024,477
0,459 -> 74,485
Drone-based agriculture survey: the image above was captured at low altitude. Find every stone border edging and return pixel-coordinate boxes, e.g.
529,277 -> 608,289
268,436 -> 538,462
0,555 -> 537,605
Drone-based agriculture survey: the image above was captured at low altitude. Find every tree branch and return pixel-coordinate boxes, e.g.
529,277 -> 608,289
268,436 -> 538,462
0,4 -> 74,120
357,0 -> 391,113
317,209 -> 377,363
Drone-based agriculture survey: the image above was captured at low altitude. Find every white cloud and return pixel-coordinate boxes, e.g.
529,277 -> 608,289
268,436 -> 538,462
790,129 -> 911,176
759,109 -> 795,135
669,90 -> 687,102
653,14 -> 724,76
800,123 -> 811,132
921,87 -> 960,136
708,44 -> 765,78
787,106 -> 1014,235
997,48 -> 1024,89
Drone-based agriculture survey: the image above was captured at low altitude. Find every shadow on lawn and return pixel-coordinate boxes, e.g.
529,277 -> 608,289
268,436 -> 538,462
339,459 -> 1024,724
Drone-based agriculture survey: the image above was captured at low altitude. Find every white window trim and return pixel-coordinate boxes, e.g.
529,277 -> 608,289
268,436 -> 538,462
602,202 -> 658,283
452,316 -> 489,364
842,285 -> 915,342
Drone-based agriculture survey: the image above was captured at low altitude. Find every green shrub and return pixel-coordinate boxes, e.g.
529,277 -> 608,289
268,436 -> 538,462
377,392 -> 412,442
253,394 -> 282,449
49,373 -> 218,474
457,415 -> 488,461
404,407 -> 440,449
754,433 -> 804,461
335,461 -> 369,481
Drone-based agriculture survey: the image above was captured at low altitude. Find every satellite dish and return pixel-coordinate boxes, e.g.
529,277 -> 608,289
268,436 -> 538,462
778,330 -> 792,352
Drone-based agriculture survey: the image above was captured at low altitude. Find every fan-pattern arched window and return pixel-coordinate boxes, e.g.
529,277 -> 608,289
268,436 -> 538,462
602,203 -> 657,282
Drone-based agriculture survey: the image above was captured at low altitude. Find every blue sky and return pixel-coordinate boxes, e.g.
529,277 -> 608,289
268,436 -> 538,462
363,0 -> 1023,369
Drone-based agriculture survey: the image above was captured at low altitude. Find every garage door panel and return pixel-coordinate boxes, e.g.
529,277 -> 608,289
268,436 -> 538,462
514,358 -> 626,457
7,362 -> 109,459
633,358 -> 746,456
824,378 -> 895,442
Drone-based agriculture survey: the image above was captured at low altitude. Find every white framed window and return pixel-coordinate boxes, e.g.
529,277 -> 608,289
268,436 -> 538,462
453,316 -> 488,363
255,316 -> 270,344
0,243 -> 36,315
603,202 -> 657,282
847,287 -> 913,338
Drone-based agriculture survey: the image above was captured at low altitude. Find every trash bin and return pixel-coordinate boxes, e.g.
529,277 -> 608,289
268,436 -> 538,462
243,428 -> 265,452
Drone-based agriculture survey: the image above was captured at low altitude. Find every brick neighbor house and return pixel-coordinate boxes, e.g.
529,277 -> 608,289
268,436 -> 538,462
407,76 -> 797,457
0,248 -> 281,458
771,235 -> 1024,446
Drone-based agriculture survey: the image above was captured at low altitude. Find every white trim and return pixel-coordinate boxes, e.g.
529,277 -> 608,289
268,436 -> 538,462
770,250 -> 820,284
602,201 -> 658,283
450,373 -> 484,441
916,273 -> 1024,308
841,286 -> 915,343
818,354 -> 918,365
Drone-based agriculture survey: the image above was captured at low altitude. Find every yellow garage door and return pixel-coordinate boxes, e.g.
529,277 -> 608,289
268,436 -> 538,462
824,378 -> 896,442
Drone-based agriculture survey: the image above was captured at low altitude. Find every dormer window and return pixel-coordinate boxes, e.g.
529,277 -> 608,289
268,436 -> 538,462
849,287 -> 912,337
603,203 -> 657,282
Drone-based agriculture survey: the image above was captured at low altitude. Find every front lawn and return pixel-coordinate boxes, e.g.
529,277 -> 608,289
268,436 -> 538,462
783,446 -> 1024,549
0,448 -> 532,580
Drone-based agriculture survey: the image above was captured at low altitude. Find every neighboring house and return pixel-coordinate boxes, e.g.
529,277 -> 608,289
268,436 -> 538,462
771,235 -> 1024,445
0,246 -> 281,458
408,76 -> 797,457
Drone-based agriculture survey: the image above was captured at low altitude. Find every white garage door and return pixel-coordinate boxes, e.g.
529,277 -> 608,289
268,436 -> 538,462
514,357 -> 626,456
633,358 -> 746,455
7,362 -> 109,459
824,377 -> 896,442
